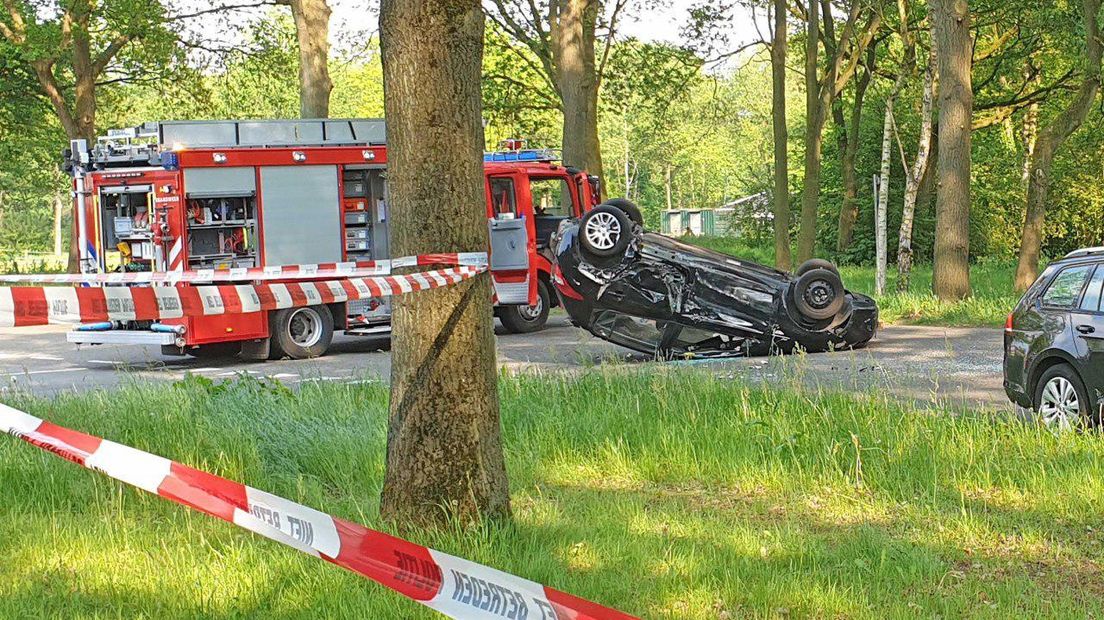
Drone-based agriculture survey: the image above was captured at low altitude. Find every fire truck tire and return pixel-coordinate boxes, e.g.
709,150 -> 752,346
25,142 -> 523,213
270,305 -> 334,360
187,342 -> 242,359
601,198 -> 644,228
497,280 -> 551,334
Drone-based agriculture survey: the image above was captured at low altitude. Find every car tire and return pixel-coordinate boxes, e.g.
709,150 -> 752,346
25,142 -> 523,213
578,205 -> 633,260
601,198 -> 644,227
269,305 -> 334,360
498,280 -> 551,334
791,268 -> 845,321
795,258 -> 839,277
1034,363 -> 1094,431
186,342 -> 241,359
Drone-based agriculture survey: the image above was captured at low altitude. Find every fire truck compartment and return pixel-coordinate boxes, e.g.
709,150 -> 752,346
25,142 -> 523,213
260,165 -> 342,266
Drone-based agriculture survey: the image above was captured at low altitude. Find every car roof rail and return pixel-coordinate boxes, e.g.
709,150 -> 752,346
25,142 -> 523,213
1063,246 -> 1104,259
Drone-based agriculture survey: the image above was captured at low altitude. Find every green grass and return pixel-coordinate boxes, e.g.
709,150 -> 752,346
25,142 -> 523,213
3,372 -> 1103,618
683,236 -> 1020,328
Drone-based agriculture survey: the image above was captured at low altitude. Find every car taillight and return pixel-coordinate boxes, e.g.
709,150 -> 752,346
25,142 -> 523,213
1005,312 -> 1014,333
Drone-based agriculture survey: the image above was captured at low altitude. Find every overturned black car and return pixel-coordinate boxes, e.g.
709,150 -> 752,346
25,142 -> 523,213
549,204 -> 878,358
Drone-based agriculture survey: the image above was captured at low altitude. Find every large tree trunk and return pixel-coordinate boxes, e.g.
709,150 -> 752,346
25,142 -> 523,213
552,0 -> 604,191
282,0 -> 333,118
378,0 -> 510,527
797,0 -> 822,264
930,0 -> 973,301
897,47 -> 937,292
771,0 -> 792,270
1014,0 -> 1103,290
835,47 -> 874,253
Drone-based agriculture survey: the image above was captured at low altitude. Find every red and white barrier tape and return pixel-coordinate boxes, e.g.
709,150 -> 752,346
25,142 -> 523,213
0,252 -> 489,285
0,266 -> 483,327
0,403 -> 637,620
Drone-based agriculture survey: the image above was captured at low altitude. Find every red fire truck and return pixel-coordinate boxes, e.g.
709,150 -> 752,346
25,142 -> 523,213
64,119 -> 622,360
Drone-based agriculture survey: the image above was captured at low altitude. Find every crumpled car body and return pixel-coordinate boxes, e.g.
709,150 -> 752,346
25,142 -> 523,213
550,217 -> 878,358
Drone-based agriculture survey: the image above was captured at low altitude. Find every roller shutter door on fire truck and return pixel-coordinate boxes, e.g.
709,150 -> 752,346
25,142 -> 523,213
259,166 -> 342,266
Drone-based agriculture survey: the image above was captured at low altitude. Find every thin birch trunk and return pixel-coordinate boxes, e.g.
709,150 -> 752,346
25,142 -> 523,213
54,193 -> 64,257
897,47 -> 937,292
875,100 -> 893,296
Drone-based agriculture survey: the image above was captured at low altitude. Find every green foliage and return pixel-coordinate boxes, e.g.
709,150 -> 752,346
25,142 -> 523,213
3,373 -> 1104,617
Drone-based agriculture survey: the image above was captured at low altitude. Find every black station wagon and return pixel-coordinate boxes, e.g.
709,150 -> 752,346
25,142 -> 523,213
1005,247 -> 1104,429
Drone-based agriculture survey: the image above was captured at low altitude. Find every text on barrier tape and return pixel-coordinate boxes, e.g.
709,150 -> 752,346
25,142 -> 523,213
0,403 -> 638,620
0,252 -> 489,285
0,266 -> 483,327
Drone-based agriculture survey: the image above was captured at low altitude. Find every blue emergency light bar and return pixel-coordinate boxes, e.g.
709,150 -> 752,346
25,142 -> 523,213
483,149 -> 556,163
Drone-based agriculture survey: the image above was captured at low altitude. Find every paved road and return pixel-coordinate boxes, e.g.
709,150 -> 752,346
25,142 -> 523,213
0,315 -> 1008,410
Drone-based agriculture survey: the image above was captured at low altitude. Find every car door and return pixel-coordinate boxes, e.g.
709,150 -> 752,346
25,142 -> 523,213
486,174 -> 534,305
1069,262 -> 1104,401
1032,263 -> 1095,390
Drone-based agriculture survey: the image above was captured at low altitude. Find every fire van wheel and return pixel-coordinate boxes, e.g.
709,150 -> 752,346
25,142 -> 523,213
270,305 -> 334,360
579,205 -> 633,260
498,280 -> 551,334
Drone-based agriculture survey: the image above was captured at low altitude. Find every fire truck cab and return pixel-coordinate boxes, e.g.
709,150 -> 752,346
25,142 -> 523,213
65,119 -> 609,360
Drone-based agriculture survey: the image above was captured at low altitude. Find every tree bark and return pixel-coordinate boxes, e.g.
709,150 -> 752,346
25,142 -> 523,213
835,46 -> 875,254
1014,0 -> 1103,291
771,0 -> 792,269
930,0 -> 973,301
876,100 -> 893,296
280,0 -> 334,118
54,193 -> 64,257
797,0 -> 822,264
897,47 -> 937,292
551,0 -> 604,191
379,0 -> 510,526
796,0 -> 880,263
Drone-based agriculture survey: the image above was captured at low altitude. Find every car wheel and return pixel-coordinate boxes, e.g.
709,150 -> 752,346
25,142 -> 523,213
791,268 -> 845,320
498,280 -> 551,334
578,205 -> 632,260
269,305 -> 334,360
795,258 -> 839,277
600,198 -> 644,227
1034,363 -> 1093,431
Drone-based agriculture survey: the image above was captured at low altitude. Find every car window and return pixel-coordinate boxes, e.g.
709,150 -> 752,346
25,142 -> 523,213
490,177 -> 516,217
529,177 -> 574,217
1042,265 -> 1093,308
1080,265 -> 1104,312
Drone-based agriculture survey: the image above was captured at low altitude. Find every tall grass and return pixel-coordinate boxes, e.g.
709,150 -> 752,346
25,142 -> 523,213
684,236 -> 1019,327
1,372 -> 1102,618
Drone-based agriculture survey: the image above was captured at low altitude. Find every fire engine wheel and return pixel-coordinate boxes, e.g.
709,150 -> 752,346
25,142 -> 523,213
270,305 -> 334,360
579,205 -> 632,260
498,280 -> 551,334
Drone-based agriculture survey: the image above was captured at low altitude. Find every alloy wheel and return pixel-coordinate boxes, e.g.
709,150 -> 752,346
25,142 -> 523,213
584,211 -> 621,250
1039,375 -> 1082,431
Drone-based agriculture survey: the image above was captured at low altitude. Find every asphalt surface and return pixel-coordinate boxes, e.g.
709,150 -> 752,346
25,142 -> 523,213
0,314 -> 1009,410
